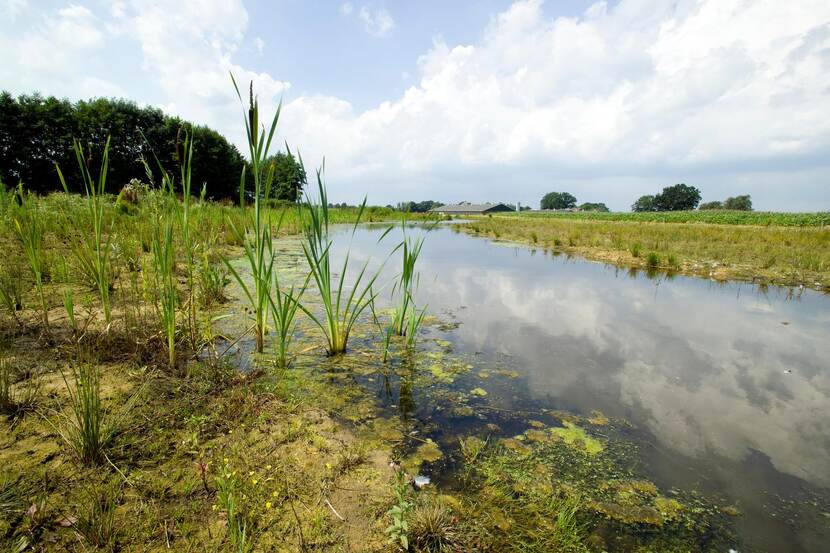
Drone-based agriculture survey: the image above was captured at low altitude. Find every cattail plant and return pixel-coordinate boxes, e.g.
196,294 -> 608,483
223,76 -> 281,353
56,139 -> 114,326
267,271 -> 307,370
391,223 -> 426,336
298,169 -> 385,355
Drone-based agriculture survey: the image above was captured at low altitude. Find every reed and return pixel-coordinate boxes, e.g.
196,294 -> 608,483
12,184 -> 48,327
152,218 -> 177,369
223,76 -> 281,353
56,139 -> 114,325
298,169 -> 384,355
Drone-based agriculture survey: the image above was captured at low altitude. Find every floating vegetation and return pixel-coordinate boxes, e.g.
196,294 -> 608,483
550,421 -> 603,455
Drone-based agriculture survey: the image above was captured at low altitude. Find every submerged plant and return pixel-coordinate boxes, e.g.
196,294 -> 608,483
298,169 -> 384,355
223,77 -> 281,353
56,139 -> 114,325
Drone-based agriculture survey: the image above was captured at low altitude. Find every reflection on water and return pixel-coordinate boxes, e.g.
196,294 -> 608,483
328,223 -> 830,553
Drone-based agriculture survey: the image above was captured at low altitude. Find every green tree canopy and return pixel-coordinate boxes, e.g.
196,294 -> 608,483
723,195 -> 752,211
631,195 -> 656,212
397,200 -> 444,212
251,151 -> 307,202
0,91 -> 244,199
699,201 -> 723,210
653,184 -> 701,211
578,202 -> 609,212
541,191 -> 577,210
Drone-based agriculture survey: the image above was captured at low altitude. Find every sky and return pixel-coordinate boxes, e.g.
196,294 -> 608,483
1,0 -> 829,211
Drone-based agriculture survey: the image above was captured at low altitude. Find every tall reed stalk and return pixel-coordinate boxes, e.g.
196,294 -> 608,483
12,184 -> 48,327
56,139 -> 114,326
152,219 -> 177,369
391,224 -> 426,336
223,76 -> 281,353
298,170 -> 385,355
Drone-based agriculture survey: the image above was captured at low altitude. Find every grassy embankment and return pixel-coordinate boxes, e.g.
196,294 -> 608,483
462,210 -> 830,289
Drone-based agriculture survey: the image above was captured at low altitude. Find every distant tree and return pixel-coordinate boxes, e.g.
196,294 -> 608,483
631,195 -> 656,212
541,191 -> 577,210
578,202 -> 609,212
397,200 -> 444,213
653,184 -> 701,211
699,201 -> 723,210
249,151 -> 306,202
723,195 -> 752,211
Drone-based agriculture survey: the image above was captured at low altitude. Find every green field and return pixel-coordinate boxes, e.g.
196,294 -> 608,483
516,210 -> 830,227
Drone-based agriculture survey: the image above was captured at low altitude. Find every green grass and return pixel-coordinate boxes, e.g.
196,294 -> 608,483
515,209 -> 830,226
464,214 -> 830,288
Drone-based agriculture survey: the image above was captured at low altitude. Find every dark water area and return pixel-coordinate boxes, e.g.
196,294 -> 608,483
319,222 -> 830,553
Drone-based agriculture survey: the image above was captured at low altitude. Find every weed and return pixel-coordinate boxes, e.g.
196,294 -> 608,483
152,218 -> 178,369
12,184 -> 48,327
629,243 -> 642,258
216,461 -> 252,552
50,361 -> 138,465
74,482 -> 119,548
0,353 -> 40,421
385,470 -> 413,551
56,139 -> 114,325
409,498 -> 461,552
646,251 -> 660,268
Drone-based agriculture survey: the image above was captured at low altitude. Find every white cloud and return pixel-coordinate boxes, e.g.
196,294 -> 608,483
357,6 -> 395,38
278,0 -> 830,207
254,36 -> 265,56
339,2 -> 353,16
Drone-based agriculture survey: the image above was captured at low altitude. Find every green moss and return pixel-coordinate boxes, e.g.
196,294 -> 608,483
550,421 -> 603,455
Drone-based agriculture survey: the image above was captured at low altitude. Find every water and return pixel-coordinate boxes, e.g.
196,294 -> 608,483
313,222 -> 830,553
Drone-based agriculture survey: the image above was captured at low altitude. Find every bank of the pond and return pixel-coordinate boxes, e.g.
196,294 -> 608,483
459,214 -> 830,290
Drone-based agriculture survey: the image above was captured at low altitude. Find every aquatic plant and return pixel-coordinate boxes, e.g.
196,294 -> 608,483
391,223 -> 426,336
223,77 -> 281,354
12,184 -> 48,327
298,169 -> 385,355
56,139 -> 114,325
267,271 -> 307,370
0,244 -> 26,325
408,498 -> 461,552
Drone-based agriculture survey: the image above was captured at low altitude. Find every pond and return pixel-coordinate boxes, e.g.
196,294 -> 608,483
227,221 -> 830,552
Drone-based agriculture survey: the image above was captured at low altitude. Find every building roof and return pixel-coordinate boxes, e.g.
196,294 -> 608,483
431,202 -> 513,213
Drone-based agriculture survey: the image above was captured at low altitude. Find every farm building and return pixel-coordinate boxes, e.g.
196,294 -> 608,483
431,202 -> 515,215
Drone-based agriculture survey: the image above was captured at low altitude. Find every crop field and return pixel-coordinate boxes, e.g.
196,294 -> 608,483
515,210 -> 830,227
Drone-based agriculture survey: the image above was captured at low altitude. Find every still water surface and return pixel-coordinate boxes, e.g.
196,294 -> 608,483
320,222 -> 830,553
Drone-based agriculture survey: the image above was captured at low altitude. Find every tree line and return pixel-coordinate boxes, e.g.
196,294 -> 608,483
0,92 -> 306,201
539,185 -> 752,212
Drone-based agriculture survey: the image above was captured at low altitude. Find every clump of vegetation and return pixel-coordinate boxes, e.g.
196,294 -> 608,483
50,361 -> 137,465
298,169 -> 384,355
0,352 -> 40,421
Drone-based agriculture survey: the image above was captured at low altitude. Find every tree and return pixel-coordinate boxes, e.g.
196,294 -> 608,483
723,195 -> 752,211
261,151 -> 306,202
578,202 -> 609,212
397,200 -> 444,213
653,184 -> 701,211
699,201 -> 723,210
631,195 -> 656,212
0,91 -> 244,199
541,191 -> 577,210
